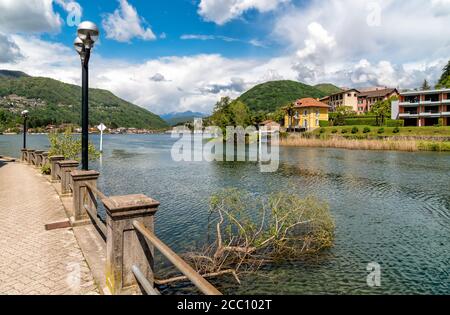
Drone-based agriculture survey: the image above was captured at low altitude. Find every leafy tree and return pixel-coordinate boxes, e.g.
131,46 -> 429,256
209,97 -> 252,131
370,98 -> 394,126
48,130 -> 100,161
421,79 -> 431,90
436,59 -> 450,88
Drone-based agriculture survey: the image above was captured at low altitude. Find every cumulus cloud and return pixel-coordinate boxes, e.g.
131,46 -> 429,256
150,73 -> 168,82
0,0 -> 63,33
198,0 -> 290,25
0,34 -> 22,63
102,0 -> 156,42
274,0 -> 450,87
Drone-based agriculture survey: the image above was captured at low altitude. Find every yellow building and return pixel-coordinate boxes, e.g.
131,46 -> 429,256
284,98 -> 330,131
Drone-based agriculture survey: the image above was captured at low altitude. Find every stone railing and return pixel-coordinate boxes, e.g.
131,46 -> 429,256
21,148 -> 221,296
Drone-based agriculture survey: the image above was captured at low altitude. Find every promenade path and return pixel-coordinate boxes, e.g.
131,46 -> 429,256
0,159 -> 99,295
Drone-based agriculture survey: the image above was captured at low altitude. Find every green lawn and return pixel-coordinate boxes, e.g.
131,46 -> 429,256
311,126 -> 450,137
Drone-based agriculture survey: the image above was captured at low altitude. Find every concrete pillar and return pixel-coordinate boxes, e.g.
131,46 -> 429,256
57,160 -> 79,194
70,170 -> 100,223
103,194 -> 160,295
21,149 -> 27,162
34,150 -> 44,168
26,149 -> 35,164
41,152 -> 49,167
49,156 -> 65,181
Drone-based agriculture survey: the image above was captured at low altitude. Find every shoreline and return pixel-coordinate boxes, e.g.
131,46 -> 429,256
280,136 -> 450,152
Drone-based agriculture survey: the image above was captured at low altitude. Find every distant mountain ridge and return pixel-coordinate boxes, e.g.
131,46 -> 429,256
237,80 -> 340,112
161,111 -> 207,126
0,72 -> 167,130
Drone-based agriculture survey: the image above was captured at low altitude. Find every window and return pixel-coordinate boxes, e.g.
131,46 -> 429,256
304,110 -> 308,116
316,110 -> 320,116
316,119 -> 319,126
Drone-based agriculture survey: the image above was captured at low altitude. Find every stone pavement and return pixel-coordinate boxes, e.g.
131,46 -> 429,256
0,159 -> 99,295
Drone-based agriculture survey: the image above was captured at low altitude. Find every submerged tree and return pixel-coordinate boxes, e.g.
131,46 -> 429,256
170,189 -> 335,284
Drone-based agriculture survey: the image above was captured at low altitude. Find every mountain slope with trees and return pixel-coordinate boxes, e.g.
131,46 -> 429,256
236,80 -> 329,113
313,83 -> 342,95
0,75 -> 167,130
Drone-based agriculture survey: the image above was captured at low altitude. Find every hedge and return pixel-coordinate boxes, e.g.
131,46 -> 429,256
319,120 -> 330,127
385,119 -> 404,127
344,118 -> 377,126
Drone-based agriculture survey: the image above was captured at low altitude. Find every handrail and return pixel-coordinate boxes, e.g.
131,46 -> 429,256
131,265 -> 160,295
133,220 -> 222,296
83,183 -> 107,238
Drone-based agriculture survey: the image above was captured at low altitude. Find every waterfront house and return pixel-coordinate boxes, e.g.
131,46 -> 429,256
357,88 -> 399,114
284,98 -> 330,132
391,88 -> 450,126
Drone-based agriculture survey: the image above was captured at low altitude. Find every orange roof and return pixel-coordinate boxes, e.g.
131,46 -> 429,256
293,98 -> 330,108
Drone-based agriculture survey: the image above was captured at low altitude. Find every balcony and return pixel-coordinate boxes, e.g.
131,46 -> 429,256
421,100 -> 441,105
442,99 -> 450,104
399,112 -> 419,118
419,111 -> 441,118
442,111 -> 450,117
399,101 -> 419,107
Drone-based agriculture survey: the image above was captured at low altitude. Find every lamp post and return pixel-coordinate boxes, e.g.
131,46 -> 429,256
74,21 -> 99,171
21,110 -> 29,149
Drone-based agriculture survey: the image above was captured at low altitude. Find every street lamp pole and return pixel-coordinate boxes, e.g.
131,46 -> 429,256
81,47 -> 91,171
21,110 -> 29,149
74,21 -> 99,171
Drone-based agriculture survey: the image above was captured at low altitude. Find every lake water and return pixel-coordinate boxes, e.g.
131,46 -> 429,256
1,134 -> 449,295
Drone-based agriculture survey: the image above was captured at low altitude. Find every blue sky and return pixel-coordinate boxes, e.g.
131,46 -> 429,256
1,0 -> 450,115
49,0 -> 293,61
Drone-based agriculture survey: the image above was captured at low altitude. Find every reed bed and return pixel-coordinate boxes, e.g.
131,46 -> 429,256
281,136 -> 419,152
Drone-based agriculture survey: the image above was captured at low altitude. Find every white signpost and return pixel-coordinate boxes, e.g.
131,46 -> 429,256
97,123 -> 107,153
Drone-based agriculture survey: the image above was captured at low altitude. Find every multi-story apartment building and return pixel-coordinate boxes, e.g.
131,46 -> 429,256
392,88 -> 450,126
320,89 -> 359,112
357,88 -> 399,114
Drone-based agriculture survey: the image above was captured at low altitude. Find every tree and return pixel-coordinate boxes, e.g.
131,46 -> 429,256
421,79 -> 431,90
436,59 -> 450,88
176,189 -> 335,284
370,98 -> 393,126
208,97 -> 252,131
48,130 -> 100,161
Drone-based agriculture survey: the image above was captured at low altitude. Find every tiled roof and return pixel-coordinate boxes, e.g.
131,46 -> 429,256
294,98 -> 330,108
358,88 -> 398,98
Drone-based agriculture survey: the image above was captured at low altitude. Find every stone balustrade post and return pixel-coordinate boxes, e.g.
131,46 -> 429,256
41,152 -> 49,167
70,170 -> 100,224
57,160 -> 79,194
21,149 -> 27,162
103,194 -> 160,295
49,156 -> 65,181
26,149 -> 35,164
34,151 -> 44,168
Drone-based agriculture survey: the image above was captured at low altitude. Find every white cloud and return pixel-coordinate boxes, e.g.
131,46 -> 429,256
180,34 -> 265,47
274,0 -> 450,88
102,0 -> 156,42
0,0 -> 63,33
0,34 -> 22,63
198,0 -> 290,25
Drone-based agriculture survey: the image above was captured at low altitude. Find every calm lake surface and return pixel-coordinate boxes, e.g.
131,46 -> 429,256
1,134 -> 449,295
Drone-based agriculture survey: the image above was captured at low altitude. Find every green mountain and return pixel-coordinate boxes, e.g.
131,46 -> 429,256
0,70 -> 29,79
314,83 -> 342,95
236,80 -> 328,112
0,75 -> 167,130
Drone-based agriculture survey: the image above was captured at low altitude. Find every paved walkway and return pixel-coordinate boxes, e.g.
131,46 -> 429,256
0,160 -> 99,295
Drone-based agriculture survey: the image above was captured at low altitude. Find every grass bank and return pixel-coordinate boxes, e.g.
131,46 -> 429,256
281,135 -> 450,152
